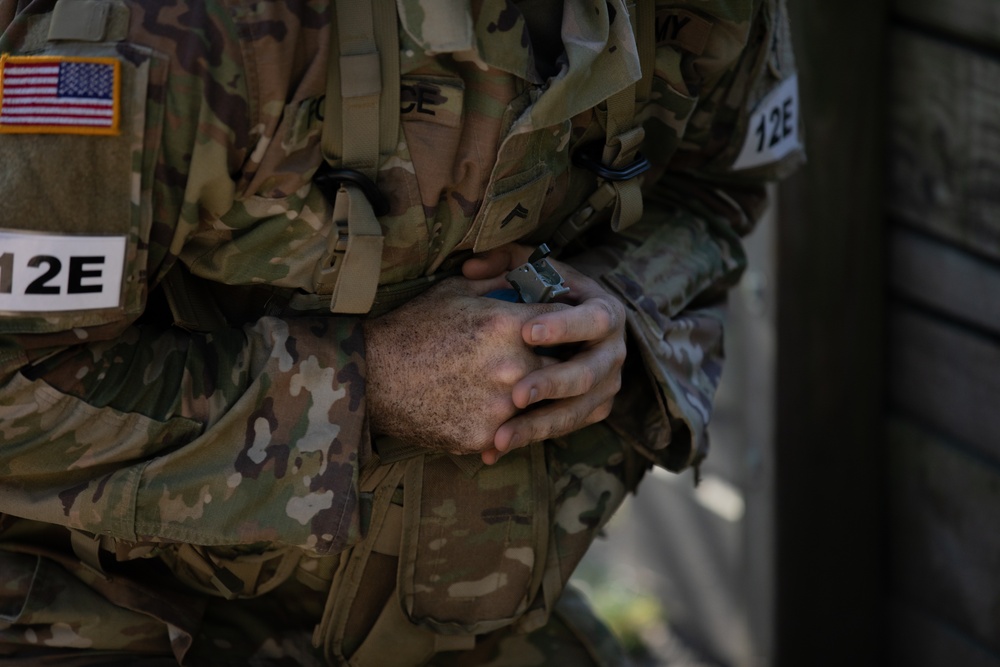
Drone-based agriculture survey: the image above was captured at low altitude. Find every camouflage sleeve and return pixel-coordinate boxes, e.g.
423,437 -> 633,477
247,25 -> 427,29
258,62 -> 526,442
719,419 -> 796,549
0,317 -> 368,555
0,2 -> 367,555
572,0 -> 803,471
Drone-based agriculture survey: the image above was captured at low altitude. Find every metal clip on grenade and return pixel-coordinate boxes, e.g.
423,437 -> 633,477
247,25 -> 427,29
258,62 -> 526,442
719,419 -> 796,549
486,244 -> 569,304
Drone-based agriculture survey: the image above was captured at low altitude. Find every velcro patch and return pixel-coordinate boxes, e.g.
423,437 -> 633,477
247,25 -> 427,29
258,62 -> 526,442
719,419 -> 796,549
655,9 -> 714,56
0,55 -> 120,135
0,231 -> 127,312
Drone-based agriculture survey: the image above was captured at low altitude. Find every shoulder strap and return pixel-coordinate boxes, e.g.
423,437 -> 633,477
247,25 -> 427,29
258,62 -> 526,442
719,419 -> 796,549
601,0 -> 654,232
635,0 -> 656,104
161,1 -> 401,326
551,0 -> 655,247
316,0 -> 399,314
322,0 -> 400,174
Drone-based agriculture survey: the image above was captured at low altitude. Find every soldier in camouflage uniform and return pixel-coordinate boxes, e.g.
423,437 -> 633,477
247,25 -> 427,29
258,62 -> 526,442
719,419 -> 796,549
0,0 -> 802,664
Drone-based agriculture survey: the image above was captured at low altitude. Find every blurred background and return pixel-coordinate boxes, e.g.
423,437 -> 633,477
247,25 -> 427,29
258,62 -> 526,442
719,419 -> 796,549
574,1 -> 1000,665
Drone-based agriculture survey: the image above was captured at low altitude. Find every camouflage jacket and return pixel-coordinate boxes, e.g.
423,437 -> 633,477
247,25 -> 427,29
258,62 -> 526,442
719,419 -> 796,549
0,0 -> 802,557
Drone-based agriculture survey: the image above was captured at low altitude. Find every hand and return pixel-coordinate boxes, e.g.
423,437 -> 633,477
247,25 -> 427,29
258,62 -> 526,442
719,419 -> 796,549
362,274 -> 562,456
463,244 -> 628,465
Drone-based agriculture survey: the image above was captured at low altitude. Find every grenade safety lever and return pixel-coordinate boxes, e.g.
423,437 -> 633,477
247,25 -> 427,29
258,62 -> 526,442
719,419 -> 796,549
486,244 -> 569,304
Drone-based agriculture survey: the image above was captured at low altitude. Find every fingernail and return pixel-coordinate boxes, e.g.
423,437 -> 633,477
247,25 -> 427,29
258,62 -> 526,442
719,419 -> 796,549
507,434 -> 521,450
528,388 -> 538,405
531,324 -> 546,343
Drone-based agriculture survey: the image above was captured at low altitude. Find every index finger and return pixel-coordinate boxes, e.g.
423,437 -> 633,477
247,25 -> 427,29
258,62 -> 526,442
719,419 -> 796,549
462,244 -> 535,280
522,292 -> 625,346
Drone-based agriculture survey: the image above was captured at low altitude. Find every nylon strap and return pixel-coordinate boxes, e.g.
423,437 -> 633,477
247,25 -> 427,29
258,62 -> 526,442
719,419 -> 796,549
323,0 -> 400,172
551,0 -> 655,246
315,461 -> 408,662
325,1 -> 378,175
599,0 -> 650,233
48,0 -> 129,42
328,185 -> 384,313
347,459 -> 476,666
371,503 -> 404,556
319,0 -> 399,313
49,0 -> 109,41
69,529 -> 108,578
376,434 -> 486,477
635,0 -> 656,104
349,586 -> 475,666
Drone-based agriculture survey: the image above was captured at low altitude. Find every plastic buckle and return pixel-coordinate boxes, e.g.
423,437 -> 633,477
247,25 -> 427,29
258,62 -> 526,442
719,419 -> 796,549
572,144 -> 651,182
313,163 -> 390,217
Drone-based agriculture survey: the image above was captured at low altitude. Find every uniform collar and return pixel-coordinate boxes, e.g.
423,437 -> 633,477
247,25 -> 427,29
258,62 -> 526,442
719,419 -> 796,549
396,0 -> 641,130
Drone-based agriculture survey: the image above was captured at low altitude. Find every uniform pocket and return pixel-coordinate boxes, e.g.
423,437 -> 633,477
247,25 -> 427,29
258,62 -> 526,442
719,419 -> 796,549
397,444 -> 550,635
0,37 -> 166,334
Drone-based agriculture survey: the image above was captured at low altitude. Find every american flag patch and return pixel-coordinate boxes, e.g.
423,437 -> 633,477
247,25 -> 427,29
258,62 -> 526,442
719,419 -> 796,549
0,55 -> 121,135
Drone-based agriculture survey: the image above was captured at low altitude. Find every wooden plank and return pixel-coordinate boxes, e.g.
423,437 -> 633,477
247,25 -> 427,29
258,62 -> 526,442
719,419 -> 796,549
888,420 -> 1000,655
887,29 -> 1000,263
890,227 -> 1000,335
890,601 -> 1000,667
894,0 -> 1000,52
889,305 -> 1000,462
774,0 -> 886,663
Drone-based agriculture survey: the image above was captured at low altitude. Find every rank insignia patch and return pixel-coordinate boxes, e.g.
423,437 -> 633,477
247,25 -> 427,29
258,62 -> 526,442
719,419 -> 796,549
0,55 -> 121,135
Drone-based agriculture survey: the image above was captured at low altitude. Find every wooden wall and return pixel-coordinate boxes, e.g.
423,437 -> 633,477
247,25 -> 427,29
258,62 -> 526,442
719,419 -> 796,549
886,1 -> 1000,663
773,0 -> 888,663
635,1 -> 1000,662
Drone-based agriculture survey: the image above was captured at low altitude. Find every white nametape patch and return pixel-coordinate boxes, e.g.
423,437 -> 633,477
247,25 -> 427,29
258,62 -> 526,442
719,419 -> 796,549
0,231 -> 127,312
732,74 -> 801,171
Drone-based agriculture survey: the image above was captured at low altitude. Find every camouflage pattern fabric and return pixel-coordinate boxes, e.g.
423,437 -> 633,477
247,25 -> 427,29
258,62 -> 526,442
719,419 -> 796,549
427,584 -> 633,667
0,0 -> 801,663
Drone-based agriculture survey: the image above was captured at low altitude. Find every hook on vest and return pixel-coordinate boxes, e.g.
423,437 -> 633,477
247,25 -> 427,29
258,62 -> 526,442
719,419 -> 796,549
314,163 -> 390,218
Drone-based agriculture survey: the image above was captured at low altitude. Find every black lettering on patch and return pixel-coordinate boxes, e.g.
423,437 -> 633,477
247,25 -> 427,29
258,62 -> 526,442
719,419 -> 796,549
399,77 -> 464,128
401,82 -> 446,116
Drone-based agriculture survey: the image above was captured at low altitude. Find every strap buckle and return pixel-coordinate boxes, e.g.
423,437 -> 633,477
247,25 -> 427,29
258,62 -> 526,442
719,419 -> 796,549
313,163 -> 390,217
572,144 -> 651,181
